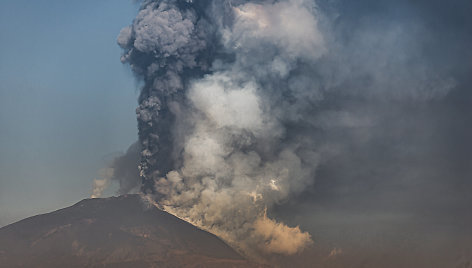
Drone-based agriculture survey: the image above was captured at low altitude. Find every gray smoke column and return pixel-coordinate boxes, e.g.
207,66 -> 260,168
116,0 -> 455,260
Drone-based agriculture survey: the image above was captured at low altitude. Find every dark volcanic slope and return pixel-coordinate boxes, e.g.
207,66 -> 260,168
0,195 -> 262,268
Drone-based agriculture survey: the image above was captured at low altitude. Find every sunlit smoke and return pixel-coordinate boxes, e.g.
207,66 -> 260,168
90,168 -> 113,198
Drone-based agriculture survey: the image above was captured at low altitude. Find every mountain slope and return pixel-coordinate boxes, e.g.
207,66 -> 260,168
0,195 -> 264,268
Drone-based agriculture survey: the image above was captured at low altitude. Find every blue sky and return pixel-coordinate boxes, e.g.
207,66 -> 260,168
0,0 -> 140,226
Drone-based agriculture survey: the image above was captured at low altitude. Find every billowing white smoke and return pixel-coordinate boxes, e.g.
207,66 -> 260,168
156,1 -> 326,255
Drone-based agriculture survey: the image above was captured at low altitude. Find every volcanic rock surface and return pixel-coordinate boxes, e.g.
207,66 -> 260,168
0,195 -> 265,268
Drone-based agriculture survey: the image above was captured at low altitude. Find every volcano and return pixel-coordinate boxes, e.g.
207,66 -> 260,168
0,195 -> 265,268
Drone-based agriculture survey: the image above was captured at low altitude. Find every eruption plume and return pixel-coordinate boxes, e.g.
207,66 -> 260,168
116,0 -> 455,259
117,0 -> 324,257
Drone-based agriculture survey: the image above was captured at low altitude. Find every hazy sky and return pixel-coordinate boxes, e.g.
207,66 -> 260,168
0,0 -> 139,226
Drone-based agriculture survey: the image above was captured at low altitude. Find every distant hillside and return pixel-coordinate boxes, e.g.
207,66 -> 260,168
0,195 -> 266,268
